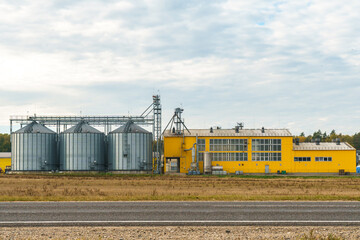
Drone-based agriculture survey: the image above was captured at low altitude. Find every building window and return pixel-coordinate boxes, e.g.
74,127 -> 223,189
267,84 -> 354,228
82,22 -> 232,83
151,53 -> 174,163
315,157 -> 332,162
197,139 -> 205,152
212,152 -> 248,161
294,157 -> 311,162
252,139 -> 281,151
198,152 -> 204,161
252,152 -> 281,161
170,162 -> 178,171
209,139 -> 248,151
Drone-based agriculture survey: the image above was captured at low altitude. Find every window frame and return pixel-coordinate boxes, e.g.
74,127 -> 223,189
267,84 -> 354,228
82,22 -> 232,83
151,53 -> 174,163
212,152 -> 248,161
294,157 -> 311,162
209,138 -> 248,152
252,152 -> 282,161
197,139 -> 206,152
251,139 -> 282,152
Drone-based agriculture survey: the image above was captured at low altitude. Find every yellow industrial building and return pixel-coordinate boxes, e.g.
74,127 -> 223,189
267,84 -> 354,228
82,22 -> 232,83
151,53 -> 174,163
163,128 -> 356,174
0,152 -> 11,174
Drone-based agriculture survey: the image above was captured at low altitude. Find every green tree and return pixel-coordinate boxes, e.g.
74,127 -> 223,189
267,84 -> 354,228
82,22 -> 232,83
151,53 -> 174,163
305,135 -> 312,142
341,135 -> 354,148
312,130 -> 323,140
0,134 -> 11,152
330,129 -> 336,136
328,130 -> 338,142
322,131 -> 328,139
353,133 -> 360,150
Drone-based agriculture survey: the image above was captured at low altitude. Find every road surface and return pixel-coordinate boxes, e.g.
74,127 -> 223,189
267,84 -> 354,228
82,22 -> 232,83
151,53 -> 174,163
1,201 -> 360,226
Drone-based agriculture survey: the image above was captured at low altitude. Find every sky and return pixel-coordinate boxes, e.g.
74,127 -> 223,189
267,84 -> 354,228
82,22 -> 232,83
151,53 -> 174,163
0,0 -> 359,135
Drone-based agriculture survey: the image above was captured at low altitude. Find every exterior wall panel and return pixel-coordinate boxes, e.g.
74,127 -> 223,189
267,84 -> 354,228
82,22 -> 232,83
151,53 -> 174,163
59,133 -> 105,171
292,150 -> 356,173
107,132 -> 152,171
11,133 -> 57,171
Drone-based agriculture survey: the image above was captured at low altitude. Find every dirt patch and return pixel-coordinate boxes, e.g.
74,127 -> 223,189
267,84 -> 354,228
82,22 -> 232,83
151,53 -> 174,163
0,226 -> 358,239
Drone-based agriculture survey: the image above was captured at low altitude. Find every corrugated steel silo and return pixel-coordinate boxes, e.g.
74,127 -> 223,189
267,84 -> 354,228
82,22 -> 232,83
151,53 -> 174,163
59,121 -> 105,171
108,120 -> 152,171
11,121 -> 57,171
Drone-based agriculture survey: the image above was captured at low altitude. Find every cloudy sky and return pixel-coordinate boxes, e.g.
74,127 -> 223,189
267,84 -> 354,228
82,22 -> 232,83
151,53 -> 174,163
0,0 -> 359,135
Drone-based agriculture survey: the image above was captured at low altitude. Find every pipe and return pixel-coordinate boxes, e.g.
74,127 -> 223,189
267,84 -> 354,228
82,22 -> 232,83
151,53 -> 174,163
184,143 -> 196,151
185,142 -> 197,165
196,134 -> 199,172
192,148 -> 195,164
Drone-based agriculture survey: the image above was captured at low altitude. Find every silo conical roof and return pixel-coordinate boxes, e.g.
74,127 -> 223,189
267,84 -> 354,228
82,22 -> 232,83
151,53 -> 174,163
110,120 -> 150,134
63,121 -> 102,133
14,121 -> 55,134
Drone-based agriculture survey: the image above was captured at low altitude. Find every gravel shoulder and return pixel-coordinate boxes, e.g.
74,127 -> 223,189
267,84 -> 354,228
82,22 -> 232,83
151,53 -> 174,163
1,226 -> 360,240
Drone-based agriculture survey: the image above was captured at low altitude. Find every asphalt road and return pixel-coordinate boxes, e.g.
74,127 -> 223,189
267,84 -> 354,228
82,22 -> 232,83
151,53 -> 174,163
1,201 -> 360,226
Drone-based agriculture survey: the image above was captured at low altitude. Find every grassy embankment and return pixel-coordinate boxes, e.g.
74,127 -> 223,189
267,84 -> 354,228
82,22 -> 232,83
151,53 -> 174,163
1,173 -> 360,201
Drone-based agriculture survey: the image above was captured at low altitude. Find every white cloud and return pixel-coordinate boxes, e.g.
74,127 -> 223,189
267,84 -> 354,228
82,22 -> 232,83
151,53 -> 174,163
0,0 -> 359,134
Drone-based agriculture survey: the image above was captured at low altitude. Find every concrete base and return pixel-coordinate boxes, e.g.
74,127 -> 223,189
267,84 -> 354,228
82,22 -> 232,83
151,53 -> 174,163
107,171 -> 152,174
9,170 -> 154,174
226,172 -> 357,176
9,171 -> 105,174
8,171 -> 57,174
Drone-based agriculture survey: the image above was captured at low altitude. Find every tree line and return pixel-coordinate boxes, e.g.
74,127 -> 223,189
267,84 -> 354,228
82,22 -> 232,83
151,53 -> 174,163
0,134 -> 10,152
296,130 -> 360,150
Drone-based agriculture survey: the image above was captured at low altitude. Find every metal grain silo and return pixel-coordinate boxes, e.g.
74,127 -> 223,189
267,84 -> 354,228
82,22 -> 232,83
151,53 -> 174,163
108,120 -> 152,171
11,121 -> 57,171
59,121 -> 105,171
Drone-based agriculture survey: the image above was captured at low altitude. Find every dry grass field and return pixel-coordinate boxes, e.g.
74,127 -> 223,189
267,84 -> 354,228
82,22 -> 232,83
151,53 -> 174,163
1,174 -> 360,201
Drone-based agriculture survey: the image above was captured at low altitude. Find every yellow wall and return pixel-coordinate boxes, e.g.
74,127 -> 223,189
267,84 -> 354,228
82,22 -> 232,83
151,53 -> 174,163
164,136 -> 196,173
0,158 -> 11,173
163,135 -> 356,174
292,150 -> 355,173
